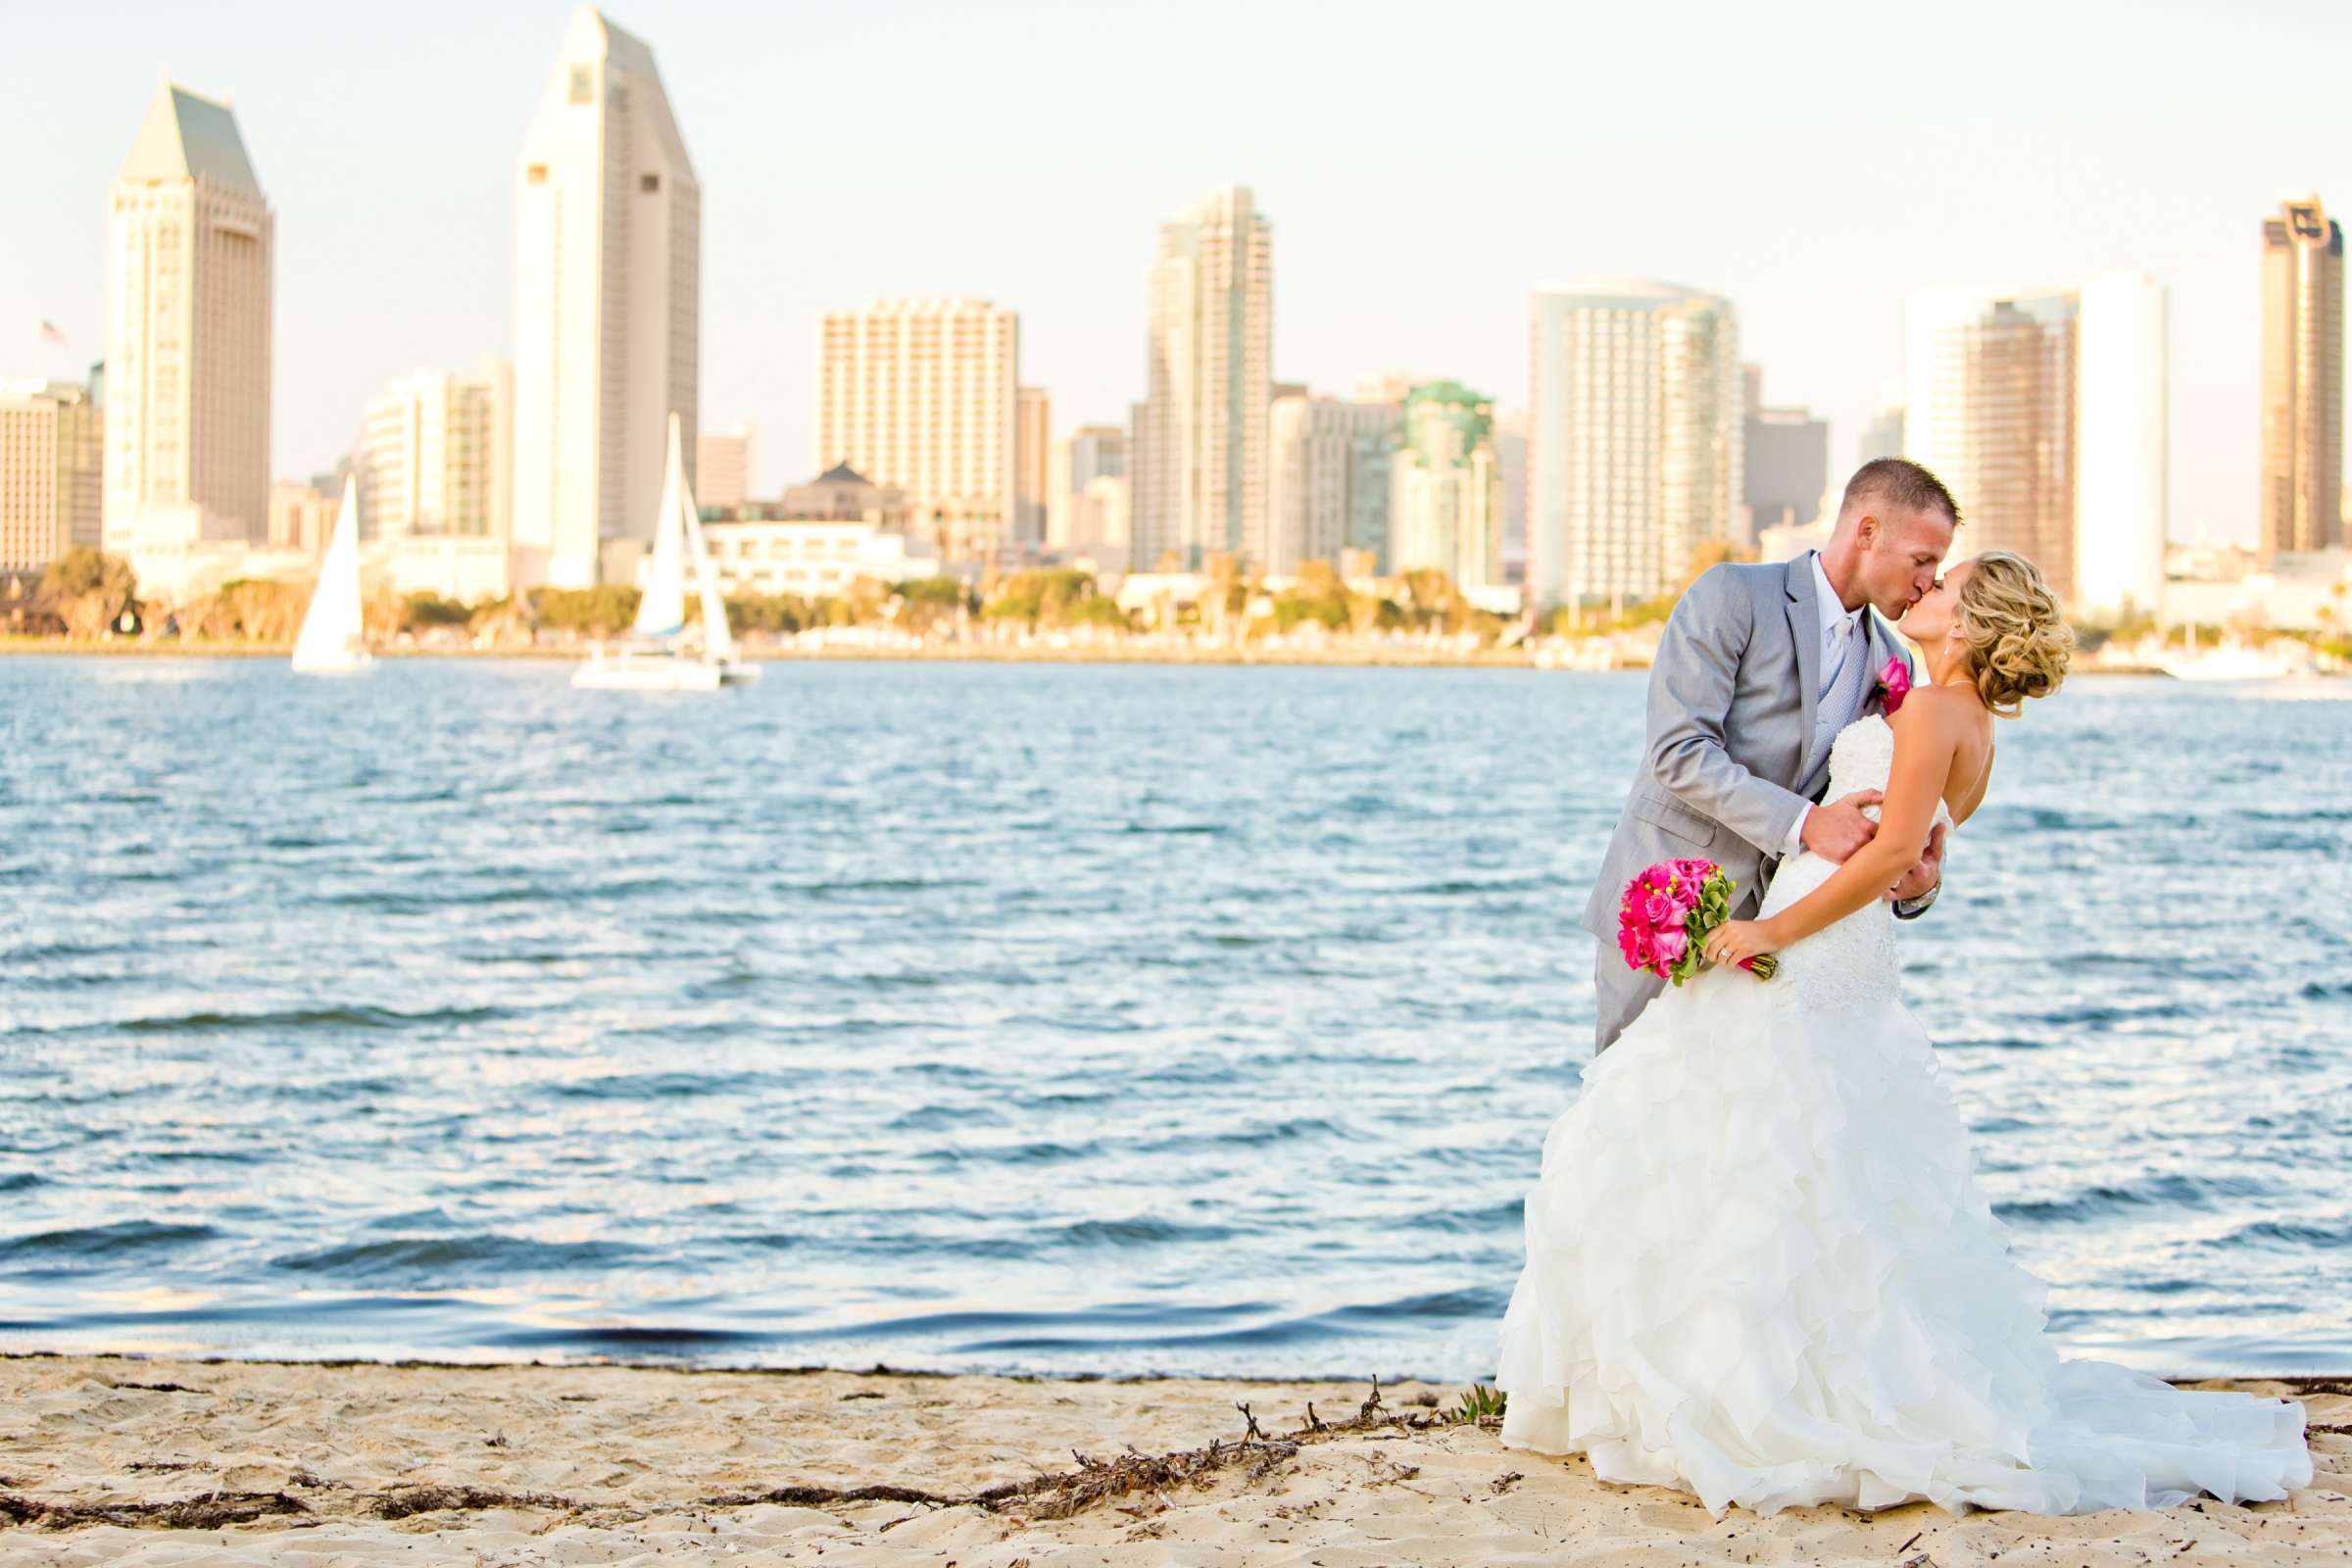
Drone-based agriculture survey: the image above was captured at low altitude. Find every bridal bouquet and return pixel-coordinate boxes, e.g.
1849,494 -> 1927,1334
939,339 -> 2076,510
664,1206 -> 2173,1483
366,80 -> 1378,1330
1617,858 -> 1778,984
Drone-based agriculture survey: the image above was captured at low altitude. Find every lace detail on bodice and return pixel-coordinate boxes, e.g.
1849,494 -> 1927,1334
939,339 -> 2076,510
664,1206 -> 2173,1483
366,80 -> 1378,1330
1755,716 -> 1954,1011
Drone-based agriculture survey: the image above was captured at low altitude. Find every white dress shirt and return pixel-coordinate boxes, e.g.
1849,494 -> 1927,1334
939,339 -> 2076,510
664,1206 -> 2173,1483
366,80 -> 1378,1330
1781,551 -> 1867,856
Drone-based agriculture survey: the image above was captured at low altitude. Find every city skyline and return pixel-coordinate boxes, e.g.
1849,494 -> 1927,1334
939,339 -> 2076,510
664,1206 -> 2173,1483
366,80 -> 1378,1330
6,2 -> 2349,553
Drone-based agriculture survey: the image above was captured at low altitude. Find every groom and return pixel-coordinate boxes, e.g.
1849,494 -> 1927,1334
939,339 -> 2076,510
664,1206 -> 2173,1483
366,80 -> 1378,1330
1581,458 -> 1962,1054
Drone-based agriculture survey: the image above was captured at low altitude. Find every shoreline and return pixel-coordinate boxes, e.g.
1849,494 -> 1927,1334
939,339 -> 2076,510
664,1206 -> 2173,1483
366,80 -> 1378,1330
0,1353 -> 2342,1563
0,638 -> 2191,675
9,1347 -> 2352,1387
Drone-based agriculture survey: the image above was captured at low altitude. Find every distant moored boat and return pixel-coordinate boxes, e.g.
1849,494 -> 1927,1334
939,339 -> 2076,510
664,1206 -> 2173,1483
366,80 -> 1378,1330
290,475 -> 373,676
571,415 -> 758,692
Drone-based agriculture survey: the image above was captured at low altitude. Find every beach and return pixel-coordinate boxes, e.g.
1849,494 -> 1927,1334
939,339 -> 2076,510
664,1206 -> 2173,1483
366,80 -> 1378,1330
0,1355 -> 2343,1565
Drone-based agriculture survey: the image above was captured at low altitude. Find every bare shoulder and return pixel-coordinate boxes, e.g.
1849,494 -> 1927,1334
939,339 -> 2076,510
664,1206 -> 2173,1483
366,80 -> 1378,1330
1888,687 -> 1975,747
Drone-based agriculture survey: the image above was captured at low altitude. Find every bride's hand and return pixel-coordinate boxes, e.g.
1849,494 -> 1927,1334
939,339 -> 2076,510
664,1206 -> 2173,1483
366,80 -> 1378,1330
1704,919 -> 1779,968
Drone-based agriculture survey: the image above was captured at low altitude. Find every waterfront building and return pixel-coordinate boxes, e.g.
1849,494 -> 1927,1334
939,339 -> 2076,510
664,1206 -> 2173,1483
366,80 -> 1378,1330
1132,185 -> 1273,569
104,80 -> 273,551
1527,279 -> 1740,607
0,379 -> 103,569
513,7 -> 700,589
815,298 -> 1019,564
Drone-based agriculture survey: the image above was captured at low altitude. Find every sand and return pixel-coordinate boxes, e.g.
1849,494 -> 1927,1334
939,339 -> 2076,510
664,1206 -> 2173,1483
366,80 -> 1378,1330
0,1354 -> 2343,1565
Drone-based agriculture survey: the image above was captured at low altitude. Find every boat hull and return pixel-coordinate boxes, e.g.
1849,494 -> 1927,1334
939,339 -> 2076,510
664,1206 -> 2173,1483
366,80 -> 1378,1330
292,649 -> 375,676
570,653 -> 756,691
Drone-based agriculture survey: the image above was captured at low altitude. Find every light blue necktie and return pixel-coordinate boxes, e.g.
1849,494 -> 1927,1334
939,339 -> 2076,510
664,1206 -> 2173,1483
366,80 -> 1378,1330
1806,618 -> 1868,783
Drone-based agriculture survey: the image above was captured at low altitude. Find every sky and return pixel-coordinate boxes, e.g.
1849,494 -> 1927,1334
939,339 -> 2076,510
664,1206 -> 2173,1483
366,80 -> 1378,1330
6,0 -> 2347,549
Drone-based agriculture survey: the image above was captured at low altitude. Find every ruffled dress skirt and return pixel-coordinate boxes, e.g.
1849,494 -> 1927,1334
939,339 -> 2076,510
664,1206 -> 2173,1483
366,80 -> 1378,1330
1493,899 -> 2313,1517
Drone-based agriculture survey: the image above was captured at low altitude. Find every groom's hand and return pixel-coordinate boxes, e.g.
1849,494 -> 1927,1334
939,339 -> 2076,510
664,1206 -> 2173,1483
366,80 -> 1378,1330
1886,821 -> 1947,905
1800,791 -> 1883,862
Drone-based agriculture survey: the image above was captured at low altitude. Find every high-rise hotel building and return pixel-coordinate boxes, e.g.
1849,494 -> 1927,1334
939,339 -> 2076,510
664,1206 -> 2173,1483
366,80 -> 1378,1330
0,380 -> 104,569
1014,386 -> 1051,548
1046,425 -> 1127,552
1904,274 -> 2168,612
1133,186 -> 1273,570
1266,394 -> 1398,573
1390,381 -> 1503,589
514,7 -> 700,589
813,298 -> 1020,563
1527,280 -> 1740,608
103,81 -> 272,549
358,360 -> 514,542
2259,196 -> 2343,563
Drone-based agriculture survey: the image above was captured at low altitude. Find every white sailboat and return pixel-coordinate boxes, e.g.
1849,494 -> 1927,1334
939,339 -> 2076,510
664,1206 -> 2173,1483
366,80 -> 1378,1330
572,415 -> 757,691
291,475 -> 372,675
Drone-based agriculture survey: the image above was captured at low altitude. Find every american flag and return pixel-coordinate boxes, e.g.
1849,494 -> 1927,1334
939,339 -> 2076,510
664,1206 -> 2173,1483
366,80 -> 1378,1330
39,319 -> 69,349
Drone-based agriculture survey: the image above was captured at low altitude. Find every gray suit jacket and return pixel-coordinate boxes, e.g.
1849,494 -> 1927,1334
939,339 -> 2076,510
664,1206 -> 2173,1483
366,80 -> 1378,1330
1579,556 -> 1923,941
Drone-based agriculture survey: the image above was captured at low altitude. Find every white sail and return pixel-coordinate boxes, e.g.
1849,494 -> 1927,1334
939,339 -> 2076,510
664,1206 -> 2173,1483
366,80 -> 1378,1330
630,417 -> 689,640
683,484 -> 736,662
571,410 -> 756,691
292,475 -> 369,673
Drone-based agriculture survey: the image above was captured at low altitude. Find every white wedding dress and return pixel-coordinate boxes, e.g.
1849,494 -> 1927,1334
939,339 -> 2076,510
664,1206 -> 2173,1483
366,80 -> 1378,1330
1494,715 -> 2314,1517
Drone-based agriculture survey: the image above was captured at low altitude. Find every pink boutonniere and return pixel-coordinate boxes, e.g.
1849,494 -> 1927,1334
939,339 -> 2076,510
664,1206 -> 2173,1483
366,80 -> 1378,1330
1879,657 -> 1912,715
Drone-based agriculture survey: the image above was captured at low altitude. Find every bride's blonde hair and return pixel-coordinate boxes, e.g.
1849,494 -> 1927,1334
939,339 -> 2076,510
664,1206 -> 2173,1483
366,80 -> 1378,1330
1954,551 -> 2074,715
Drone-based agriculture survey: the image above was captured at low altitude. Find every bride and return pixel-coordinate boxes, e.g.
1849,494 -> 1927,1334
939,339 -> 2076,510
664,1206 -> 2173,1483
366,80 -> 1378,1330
1493,551 -> 2314,1517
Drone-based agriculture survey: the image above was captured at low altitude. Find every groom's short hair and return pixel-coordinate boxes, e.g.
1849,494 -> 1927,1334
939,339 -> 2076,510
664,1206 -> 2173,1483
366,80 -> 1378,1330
1840,458 -> 1961,528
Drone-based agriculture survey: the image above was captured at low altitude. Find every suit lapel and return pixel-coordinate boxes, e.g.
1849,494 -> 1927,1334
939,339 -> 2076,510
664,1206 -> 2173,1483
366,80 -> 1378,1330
1785,555 -> 1819,765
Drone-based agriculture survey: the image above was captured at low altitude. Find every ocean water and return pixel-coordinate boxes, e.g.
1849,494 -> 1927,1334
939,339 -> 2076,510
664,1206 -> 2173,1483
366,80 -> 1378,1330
1,656 -> 2346,1381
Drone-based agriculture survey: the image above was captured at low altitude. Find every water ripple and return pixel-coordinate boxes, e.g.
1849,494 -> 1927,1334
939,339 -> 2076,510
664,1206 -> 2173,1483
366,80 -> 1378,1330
0,658 -> 2345,1379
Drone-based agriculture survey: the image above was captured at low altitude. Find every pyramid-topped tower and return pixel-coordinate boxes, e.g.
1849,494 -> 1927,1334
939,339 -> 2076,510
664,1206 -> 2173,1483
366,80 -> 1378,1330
104,78 -> 273,549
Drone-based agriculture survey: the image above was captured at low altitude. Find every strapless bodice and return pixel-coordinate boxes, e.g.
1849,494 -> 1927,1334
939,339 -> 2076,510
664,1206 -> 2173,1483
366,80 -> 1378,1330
1754,715 -> 1951,1008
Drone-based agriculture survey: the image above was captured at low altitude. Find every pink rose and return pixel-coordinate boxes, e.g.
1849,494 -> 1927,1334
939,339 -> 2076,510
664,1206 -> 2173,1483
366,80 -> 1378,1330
1880,658 -> 1912,715
1650,926 -> 1689,965
1642,891 -> 1676,926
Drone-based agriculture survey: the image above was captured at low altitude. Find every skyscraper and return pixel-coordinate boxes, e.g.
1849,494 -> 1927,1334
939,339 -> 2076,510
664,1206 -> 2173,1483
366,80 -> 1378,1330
104,80 -> 272,549
813,298 -> 1019,563
2077,274 -> 2169,614
0,380 -> 104,569
1133,185 -> 1273,570
1740,367 -> 1829,547
1046,424 -> 1127,550
1527,280 -> 1740,608
1856,396 -> 1905,466
1015,386 -> 1051,547
697,422 -> 755,508
1390,381 -> 1502,588
1904,274 -> 2168,612
1906,290 -> 2080,604
357,359 -> 513,542
1267,393 -> 1398,573
514,8 -> 700,590
2259,196 -> 2344,563
1494,409 -> 1528,581
1657,295 -> 1743,587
